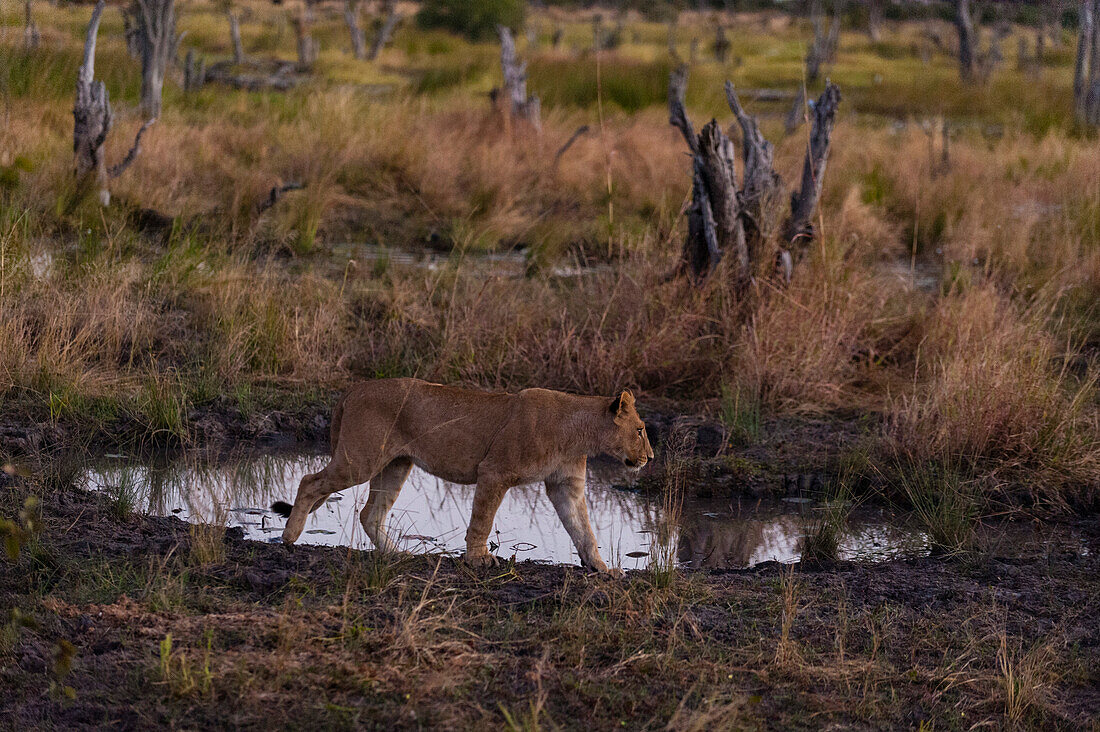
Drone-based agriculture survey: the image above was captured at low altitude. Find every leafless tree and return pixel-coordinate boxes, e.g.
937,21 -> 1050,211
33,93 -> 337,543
953,0 -> 977,81
74,0 -> 155,206
367,0 -> 401,61
806,2 -> 840,83
292,9 -> 318,68
344,0 -> 366,60
1075,0 -> 1100,124
227,10 -> 245,64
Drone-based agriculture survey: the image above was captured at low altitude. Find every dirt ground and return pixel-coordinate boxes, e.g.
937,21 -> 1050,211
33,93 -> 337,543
2,472 -> 1098,731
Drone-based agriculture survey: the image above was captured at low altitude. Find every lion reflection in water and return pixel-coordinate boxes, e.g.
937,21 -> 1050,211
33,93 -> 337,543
676,513 -> 804,569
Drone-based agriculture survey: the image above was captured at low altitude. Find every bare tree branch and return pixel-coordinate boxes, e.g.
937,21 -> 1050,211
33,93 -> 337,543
109,117 -> 156,178
554,125 -> 590,164
785,82 -> 841,246
668,65 -> 697,154
256,182 -> 305,214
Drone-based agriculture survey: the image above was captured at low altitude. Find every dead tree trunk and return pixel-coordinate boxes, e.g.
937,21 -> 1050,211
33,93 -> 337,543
592,14 -> 604,52
24,0 -> 40,50
292,11 -> 318,68
122,8 -> 140,59
184,48 -> 206,91
74,1 -> 112,206
130,0 -> 176,119
344,0 -> 365,60
806,5 -> 840,83
228,11 -> 245,64
866,0 -> 882,42
367,1 -> 400,61
1075,0 -> 1099,123
498,26 -> 541,133
953,0 -> 977,82
714,24 -> 730,64
668,66 -> 841,286
75,0 -> 156,206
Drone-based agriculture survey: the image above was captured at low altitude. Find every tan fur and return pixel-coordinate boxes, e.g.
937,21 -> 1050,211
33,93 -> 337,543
281,378 -> 653,574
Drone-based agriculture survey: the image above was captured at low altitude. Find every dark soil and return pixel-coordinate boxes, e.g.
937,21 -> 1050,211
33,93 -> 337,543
2,474 -> 1098,730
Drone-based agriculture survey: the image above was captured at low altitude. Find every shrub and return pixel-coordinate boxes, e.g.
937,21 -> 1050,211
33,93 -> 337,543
415,0 -> 526,42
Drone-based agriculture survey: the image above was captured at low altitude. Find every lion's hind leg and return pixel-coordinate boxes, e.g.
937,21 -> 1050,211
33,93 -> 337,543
360,457 -> 413,553
280,464 -> 351,545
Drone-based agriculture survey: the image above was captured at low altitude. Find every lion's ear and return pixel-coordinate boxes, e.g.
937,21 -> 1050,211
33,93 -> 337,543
609,390 -> 634,416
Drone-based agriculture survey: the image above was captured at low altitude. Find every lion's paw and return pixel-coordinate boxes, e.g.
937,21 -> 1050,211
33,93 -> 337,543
463,551 -> 498,569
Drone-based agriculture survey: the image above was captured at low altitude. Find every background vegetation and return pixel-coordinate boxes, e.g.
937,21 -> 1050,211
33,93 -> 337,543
0,0 -> 1097,516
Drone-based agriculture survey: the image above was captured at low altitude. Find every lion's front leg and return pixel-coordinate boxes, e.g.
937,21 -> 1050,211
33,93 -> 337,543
464,478 -> 509,568
546,464 -> 621,577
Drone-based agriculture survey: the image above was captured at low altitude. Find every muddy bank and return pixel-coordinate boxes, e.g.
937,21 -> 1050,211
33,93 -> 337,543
2,478 -> 1098,729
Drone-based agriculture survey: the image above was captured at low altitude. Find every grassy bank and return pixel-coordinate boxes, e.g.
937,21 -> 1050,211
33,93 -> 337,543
0,2 -> 1098,516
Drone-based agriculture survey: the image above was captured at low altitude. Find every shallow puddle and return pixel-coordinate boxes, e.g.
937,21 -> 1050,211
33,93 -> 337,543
80,451 -> 929,571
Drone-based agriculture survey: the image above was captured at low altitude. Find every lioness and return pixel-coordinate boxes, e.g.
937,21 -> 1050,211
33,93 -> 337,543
272,378 -> 653,574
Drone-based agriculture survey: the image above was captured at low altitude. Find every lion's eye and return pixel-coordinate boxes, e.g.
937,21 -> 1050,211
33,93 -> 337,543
637,428 -> 644,436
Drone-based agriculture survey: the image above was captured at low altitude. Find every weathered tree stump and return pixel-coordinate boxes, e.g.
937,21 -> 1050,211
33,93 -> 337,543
74,0 -> 155,207
497,26 -> 540,133
668,66 -> 841,287
668,66 -> 745,281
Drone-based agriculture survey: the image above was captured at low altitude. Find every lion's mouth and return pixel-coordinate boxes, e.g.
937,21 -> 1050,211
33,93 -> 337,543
623,457 -> 645,469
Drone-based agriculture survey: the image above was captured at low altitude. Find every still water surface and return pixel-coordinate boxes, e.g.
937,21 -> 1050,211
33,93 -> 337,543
81,451 -> 929,571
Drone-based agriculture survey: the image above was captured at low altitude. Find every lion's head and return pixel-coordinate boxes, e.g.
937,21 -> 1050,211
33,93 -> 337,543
604,390 -> 653,470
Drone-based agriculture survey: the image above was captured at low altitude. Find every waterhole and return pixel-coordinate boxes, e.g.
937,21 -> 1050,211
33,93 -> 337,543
81,451 -> 929,570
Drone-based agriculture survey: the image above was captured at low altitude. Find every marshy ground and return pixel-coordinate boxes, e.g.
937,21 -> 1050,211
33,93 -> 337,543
3,0 -> 1100,728
2,475 -> 1099,730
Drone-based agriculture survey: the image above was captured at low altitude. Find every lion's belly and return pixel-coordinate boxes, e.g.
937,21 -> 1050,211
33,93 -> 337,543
410,458 -> 479,486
